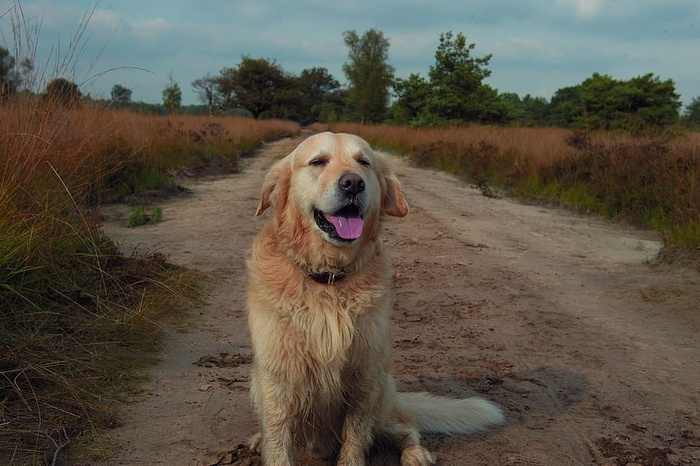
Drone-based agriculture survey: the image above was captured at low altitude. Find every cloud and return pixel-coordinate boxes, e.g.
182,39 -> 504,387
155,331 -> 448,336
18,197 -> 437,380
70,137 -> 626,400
555,0 -> 605,19
88,8 -> 124,35
131,17 -> 171,40
5,0 -> 698,105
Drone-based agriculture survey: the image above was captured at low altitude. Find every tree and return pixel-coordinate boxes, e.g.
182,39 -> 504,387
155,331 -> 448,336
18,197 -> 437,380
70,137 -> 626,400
623,73 -> 680,128
111,84 -> 132,105
45,77 -> 81,105
424,31 -> 498,123
199,61 -> 344,122
392,73 -> 430,124
0,47 -> 18,99
497,92 -> 523,124
684,97 -> 700,127
215,57 -> 288,119
549,85 -> 583,127
162,73 -> 182,113
342,29 -> 394,123
294,67 -> 342,124
520,94 -> 550,127
576,72 -> 680,131
192,74 -> 220,115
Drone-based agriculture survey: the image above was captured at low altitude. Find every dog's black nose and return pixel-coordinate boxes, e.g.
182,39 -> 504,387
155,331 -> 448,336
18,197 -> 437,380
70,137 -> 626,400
339,173 -> 365,195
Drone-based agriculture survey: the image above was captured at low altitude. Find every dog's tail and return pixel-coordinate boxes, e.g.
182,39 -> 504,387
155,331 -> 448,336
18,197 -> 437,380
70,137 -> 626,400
398,392 -> 504,434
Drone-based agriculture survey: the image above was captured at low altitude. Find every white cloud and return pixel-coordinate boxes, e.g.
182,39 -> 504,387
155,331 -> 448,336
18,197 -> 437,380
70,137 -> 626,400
131,17 -> 171,39
391,32 -> 435,57
88,8 -> 125,35
7,0 -> 697,105
239,2 -> 271,21
555,0 -> 605,19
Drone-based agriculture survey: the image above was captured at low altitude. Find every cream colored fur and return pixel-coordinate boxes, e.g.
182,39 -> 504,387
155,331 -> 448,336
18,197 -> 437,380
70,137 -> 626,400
246,132 -> 503,466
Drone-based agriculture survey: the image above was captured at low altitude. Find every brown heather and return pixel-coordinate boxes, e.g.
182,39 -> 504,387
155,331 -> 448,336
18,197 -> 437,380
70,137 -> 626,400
0,97 -> 300,464
330,123 -> 700,252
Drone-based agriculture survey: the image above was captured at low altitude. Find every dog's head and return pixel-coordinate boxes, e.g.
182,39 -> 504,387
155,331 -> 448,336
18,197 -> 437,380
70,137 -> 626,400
256,132 -> 407,257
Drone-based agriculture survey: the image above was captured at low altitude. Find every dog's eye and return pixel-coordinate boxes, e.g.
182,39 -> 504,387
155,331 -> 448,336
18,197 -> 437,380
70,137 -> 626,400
309,159 -> 327,167
357,159 -> 370,166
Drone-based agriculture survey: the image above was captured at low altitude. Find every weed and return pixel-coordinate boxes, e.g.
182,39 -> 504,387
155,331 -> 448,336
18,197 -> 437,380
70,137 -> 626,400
125,206 -> 163,228
150,206 -> 163,224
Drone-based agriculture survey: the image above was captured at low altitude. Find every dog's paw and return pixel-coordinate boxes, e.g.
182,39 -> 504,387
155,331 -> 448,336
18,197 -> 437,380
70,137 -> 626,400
400,445 -> 436,466
248,432 -> 263,452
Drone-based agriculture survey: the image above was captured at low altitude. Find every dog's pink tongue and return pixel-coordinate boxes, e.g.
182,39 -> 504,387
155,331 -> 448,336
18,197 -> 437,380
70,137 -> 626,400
327,213 -> 364,239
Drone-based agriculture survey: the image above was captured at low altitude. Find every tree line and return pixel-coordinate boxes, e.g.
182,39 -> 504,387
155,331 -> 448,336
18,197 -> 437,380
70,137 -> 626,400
2,29 -> 699,130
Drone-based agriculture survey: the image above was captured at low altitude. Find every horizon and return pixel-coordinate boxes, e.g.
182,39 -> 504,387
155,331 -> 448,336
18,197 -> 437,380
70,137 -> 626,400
1,0 -> 698,107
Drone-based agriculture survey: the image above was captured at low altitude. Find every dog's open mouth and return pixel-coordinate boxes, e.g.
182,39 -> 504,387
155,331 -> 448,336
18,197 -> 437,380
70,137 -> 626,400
314,205 -> 364,241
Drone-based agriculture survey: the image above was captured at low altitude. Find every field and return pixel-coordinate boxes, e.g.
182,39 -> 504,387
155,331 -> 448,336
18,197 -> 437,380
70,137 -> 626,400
0,98 -> 300,464
327,123 -> 700,253
2,101 -> 699,463
99,137 -> 700,465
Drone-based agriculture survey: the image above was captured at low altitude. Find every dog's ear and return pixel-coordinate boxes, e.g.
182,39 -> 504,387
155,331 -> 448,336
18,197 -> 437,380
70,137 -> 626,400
379,157 -> 409,217
256,158 -> 291,216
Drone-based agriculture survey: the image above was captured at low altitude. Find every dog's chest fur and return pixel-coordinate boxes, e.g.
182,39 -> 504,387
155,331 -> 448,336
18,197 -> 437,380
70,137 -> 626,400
248,248 -> 389,385
286,282 -> 385,367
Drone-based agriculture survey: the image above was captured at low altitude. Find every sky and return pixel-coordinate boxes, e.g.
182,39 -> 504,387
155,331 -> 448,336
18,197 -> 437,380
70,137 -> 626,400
1,0 -> 698,107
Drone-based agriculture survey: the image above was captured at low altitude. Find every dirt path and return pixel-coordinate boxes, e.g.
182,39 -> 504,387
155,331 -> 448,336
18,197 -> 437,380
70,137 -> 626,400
100,135 -> 700,465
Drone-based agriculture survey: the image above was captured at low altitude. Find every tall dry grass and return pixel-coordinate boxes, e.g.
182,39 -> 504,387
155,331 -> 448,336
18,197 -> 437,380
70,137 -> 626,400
329,123 -> 700,253
0,96 -> 299,464
328,123 -> 575,165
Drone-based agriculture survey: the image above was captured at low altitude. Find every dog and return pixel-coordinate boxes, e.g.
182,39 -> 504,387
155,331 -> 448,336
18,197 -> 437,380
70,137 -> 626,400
246,132 -> 503,465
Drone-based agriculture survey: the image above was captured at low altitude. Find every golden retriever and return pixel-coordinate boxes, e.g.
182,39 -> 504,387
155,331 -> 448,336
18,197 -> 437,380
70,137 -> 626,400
246,132 -> 503,466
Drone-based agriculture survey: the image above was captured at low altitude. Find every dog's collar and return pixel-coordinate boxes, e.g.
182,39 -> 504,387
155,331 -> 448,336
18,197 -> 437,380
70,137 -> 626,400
307,270 -> 347,285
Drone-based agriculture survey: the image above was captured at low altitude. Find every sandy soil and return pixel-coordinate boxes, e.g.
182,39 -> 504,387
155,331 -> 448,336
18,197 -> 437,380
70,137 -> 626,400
99,135 -> 700,466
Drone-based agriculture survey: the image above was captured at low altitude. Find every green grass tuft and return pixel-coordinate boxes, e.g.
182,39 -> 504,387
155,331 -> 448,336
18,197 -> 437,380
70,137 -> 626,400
125,206 -> 163,228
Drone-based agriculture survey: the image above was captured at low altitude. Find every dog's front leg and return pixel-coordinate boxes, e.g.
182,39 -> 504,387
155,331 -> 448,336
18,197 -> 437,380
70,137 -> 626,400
336,371 -> 380,466
260,406 -> 295,465
254,375 -> 296,466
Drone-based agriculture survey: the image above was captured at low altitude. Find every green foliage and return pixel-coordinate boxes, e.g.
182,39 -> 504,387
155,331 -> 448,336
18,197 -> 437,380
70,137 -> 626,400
292,67 -> 344,124
0,46 -> 18,98
162,74 -> 182,113
192,73 -> 220,115
425,31 -> 501,123
565,73 -> 681,132
683,96 -> 700,128
195,62 -> 344,123
45,77 -> 82,105
392,73 -> 430,125
342,29 -> 394,123
496,73 -> 682,132
125,206 -> 163,228
111,84 -> 132,105
392,32 -> 503,126
0,47 -> 31,99
549,85 -> 583,127
217,57 -> 287,119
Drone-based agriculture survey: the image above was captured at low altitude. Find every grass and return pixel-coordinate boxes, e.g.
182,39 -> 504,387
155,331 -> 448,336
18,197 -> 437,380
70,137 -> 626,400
0,93 -> 300,464
329,123 -> 700,257
125,206 -> 164,228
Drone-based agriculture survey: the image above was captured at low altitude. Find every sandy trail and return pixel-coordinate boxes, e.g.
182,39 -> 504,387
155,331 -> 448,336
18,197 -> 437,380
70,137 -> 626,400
100,135 -> 699,465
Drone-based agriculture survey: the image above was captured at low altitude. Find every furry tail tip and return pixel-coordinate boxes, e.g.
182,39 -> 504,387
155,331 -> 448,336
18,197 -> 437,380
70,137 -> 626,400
399,392 -> 505,434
